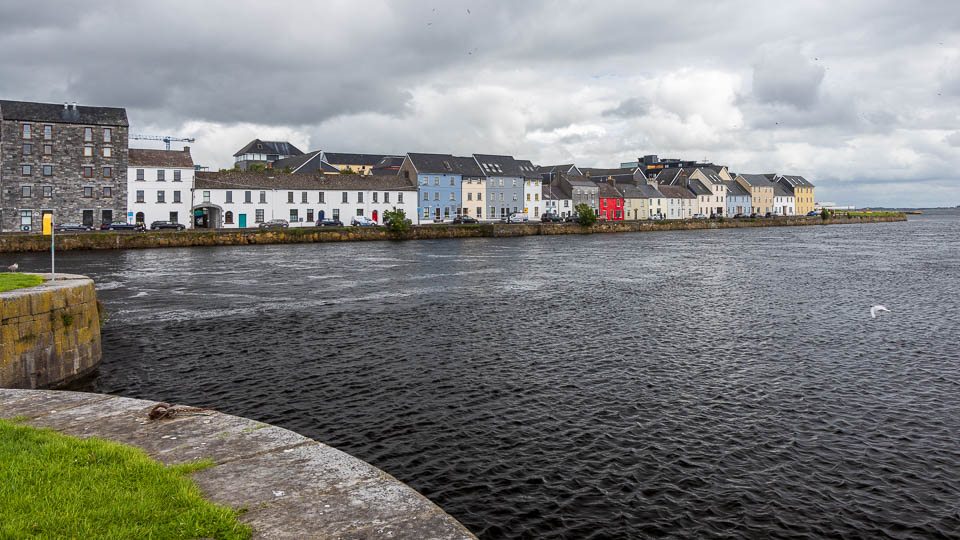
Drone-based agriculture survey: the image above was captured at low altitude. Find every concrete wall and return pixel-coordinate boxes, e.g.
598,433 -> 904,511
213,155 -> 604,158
0,274 -> 101,389
0,214 -> 908,253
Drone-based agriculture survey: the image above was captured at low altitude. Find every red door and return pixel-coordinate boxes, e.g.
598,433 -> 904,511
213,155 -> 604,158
372,210 -> 378,223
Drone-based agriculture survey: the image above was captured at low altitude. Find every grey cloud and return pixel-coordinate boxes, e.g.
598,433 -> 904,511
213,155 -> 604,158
752,43 -> 825,109
602,97 -> 650,118
945,131 -> 960,146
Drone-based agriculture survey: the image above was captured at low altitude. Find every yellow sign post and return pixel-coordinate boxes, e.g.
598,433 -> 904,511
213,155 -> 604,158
43,213 -> 55,280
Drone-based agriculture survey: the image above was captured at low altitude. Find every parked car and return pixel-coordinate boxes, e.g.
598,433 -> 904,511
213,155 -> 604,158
316,219 -> 343,227
258,219 -> 289,229
541,213 -> 563,223
101,221 -> 145,231
733,213 -> 746,218
55,223 -> 94,232
351,216 -> 377,227
692,213 -> 708,219
504,212 -> 528,224
764,212 -> 773,218
150,220 -> 185,230
564,215 -> 581,223
749,212 -> 760,218
807,210 -> 819,216
452,215 -> 479,224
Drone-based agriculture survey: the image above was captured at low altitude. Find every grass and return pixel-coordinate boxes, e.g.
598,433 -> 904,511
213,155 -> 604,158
841,211 -> 904,217
0,419 -> 251,539
0,273 -> 43,293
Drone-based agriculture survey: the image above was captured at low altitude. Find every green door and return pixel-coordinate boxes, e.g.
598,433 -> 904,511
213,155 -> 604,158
239,214 -> 247,228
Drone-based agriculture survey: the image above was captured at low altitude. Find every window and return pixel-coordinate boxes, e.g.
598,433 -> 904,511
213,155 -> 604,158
467,192 -> 473,201
450,192 -> 456,201
157,170 -> 165,181
478,193 -> 482,201
357,192 -> 363,203
22,124 -> 31,139
332,208 -> 340,220
527,193 -> 531,201
434,177 -> 439,186
373,192 -> 378,203
174,170 -> 181,182
301,192 -> 308,203
157,191 -> 165,203
224,211 -> 234,224
288,191 -> 294,203
43,144 -> 52,155
477,206 -> 482,217
398,193 -> 403,203
384,192 -> 390,203
306,209 -> 314,222
43,165 -> 53,176
500,179 -> 504,187
318,191 -> 325,204
103,128 -> 112,143
21,165 -> 31,176
174,191 -> 181,203
423,192 -> 429,201
199,191 -> 209,203
490,206 -> 496,216
83,166 -> 93,178
103,186 -> 112,197
342,192 -> 349,203
102,167 -> 112,178
513,193 -> 518,201
83,128 -> 93,142
434,192 -> 440,201
259,191 -> 266,203
23,143 -> 32,155
43,125 -> 52,140
421,177 -> 428,186
20,210 -> 32,230
43,186 -> 52,197
83,186 -> 93,198
255,209 -> 264,223
244,191 -> 252,203
535,194 -> 540,202
169,212 -> 178,223
136,169 -> 144,181
21,185 -> 32,198
450,178 -> 455,186
290,209 -> 299,222
136,190 -> 144,203
82,210 -> 94,227
226,191 -> 233,203
357,208 -> 364,216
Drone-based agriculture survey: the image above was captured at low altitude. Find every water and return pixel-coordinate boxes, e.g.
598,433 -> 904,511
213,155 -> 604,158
9,211 -> 960,538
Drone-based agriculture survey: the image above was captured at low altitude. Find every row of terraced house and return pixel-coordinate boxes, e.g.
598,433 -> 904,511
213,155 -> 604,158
0,99 -> 814,231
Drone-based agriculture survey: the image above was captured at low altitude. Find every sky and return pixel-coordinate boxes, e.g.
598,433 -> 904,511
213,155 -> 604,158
2,0 -> 959,207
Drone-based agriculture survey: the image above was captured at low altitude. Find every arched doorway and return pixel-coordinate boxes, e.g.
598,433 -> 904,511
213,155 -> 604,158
319,210 -> 325,220
372,210 -> 378,223
135,212 -> 145,224
191,204 -> 223,229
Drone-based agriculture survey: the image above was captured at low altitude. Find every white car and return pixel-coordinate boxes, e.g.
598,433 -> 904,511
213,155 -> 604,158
351,216 -> 377,227
692,213 -> 709,219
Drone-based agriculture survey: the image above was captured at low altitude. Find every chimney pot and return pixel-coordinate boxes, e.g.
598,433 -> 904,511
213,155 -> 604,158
63,102 -> 68,109
71,102 -> 77,110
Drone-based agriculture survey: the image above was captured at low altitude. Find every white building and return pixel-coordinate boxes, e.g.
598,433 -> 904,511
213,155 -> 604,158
192,171 -> 419,228
516,159 -> 544,219
542,184 -> 573,217
127,147 -> 195,227
773,183 -> 796,216
656,185 -> 695,219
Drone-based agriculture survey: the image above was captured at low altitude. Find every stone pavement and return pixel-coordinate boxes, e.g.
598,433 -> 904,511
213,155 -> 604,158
0,389 -> 477,539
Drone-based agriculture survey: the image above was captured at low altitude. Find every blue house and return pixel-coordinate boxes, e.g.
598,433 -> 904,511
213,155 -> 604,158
399,153 -> 463,222
723,180 -> 752,216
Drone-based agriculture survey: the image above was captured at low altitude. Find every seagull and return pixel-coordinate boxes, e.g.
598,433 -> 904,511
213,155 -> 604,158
870,305 -> 890,319
7,263 -> 17,272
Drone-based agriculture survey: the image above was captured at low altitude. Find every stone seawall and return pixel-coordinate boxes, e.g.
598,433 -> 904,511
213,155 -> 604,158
0,389 -> 477,539
0,274 -> 101,389
0,214 -> 907,253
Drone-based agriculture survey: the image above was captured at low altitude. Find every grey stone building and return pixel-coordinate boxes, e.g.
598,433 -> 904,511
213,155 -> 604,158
0,100 -> 128,231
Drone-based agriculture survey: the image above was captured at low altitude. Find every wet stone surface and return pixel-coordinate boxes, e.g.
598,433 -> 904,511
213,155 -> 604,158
0,389 -> 475,539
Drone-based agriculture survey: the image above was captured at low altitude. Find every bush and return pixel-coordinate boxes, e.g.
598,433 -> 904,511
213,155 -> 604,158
821,209 -> 830,220
383,208 -> 411,235
574,203 -> 597,227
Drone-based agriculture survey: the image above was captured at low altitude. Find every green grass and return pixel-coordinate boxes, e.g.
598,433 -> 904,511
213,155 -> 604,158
0,419 -> 251,539
842,211 -> 904,217
0,273 -> 43,293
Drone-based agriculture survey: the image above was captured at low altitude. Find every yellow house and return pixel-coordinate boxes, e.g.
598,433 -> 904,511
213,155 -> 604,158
456,156 -> 486,219
689,168 -> 728,216
736,174 -> 776,214
321,152 -> 402,176
619,183 -> 650,220
778,175 -> 815,215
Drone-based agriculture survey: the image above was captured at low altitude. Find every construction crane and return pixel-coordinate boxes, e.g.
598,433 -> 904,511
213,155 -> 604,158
129,134 -> 196,151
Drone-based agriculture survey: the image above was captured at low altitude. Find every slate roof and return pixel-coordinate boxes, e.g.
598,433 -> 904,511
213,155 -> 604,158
0,99 -> 128,126
696,168 -> 726,185
473,154 -> 522,177
779,175 -> 814,188
539,164 -> 579,174
542,184 -> 569,200
372,156 -> 405,169
323,153 -> 400,166
406,153 -> 460,174
560,174 -> 599,188
129,148 -> 194,168
617,183 -> 647,199
514,159 -> 540,178
272,151 -> 339,174
580,167 -> 636,178
657,185 -> 696,199
598,182 -> 623,199
638,184 -> 665,198
453,156 -> 484,177
723,181 -> 751,197
233,139 -> 304,157
687,182 -> 712,196
654,168 -> 684,185
774,183 -> 795,198
738,174 -> 776,187
194,172 -> 418,191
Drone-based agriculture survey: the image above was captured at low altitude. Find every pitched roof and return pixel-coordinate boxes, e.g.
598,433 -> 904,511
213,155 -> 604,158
638,184 -> 665,198
0,99 -> 128,126
194,171 -> 418,191
774,183 -> 794,198
129,148 -> 194,168
542,184 -> 569,200
405,153 -> 460,174
514,159 -> 540,178
453,156 -> 484,177
372,156 -> 405,169
696,168 -> 726,185
654,168 -> 684,184
779,175 -> 814,188
738,173 -> 776,187
617,183 -> 647,199
559,174 -> 598,188
473,154 -> 522,177
233,139 -> 304,157
687,182 -> 712,196
539,164 -> 579,174
272,151 -> 339,174
598,182 -> 623,199
722,181 -> 751,197
323,152 -> 401,167
657,185 -> 696,199
580,167 -> 637,178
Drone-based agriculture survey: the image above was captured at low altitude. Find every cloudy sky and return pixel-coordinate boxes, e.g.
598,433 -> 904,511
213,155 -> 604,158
2,1 -> 958,206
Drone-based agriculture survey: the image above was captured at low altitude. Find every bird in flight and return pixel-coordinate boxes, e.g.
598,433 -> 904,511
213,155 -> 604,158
870,305 -> 891,319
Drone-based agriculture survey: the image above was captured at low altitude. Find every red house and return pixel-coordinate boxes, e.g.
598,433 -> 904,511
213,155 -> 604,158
597,182 -> 624,220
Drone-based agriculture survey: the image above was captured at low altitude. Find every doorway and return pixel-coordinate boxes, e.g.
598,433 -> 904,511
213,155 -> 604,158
239,214 -> 247,228
372,210 -> 378,223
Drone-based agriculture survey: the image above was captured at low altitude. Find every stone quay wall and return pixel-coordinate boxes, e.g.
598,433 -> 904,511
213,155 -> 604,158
0,214 -> 907,253
0,274 -> 101,389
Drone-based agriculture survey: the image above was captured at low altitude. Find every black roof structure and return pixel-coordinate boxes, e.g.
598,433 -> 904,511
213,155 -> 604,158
0,99 -> 128,126
233,139 -> 304,157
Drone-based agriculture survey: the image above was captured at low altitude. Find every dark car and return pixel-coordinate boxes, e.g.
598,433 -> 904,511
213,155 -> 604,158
564,215 -> 581,223
316,219 -> 343,227
764,212 -> 773,218
807,210 -> 819,216
258,219 -> 289,229
101,221 -> 145,231
54,223 -> 94,232
541,213 -> 563,222
733,213 -> 746,218
150,220 -> 185,230
452,216 -> 478,224
749,212 -> 759,218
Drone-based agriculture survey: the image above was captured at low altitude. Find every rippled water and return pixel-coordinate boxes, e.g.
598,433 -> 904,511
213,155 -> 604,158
10,211 -> 960,538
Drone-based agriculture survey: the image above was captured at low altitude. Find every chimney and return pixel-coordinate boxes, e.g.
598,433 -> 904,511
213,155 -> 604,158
63,102 -> 68,110
182,146 -> 190,154
71,102 -> 77,110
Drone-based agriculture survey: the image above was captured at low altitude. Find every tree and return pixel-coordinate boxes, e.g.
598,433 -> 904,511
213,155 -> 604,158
821,208 -> 830,220
340,166 -> 358,175
575,203 -> 597,226
383,208 -> 411,235
247,162 -> 267,173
